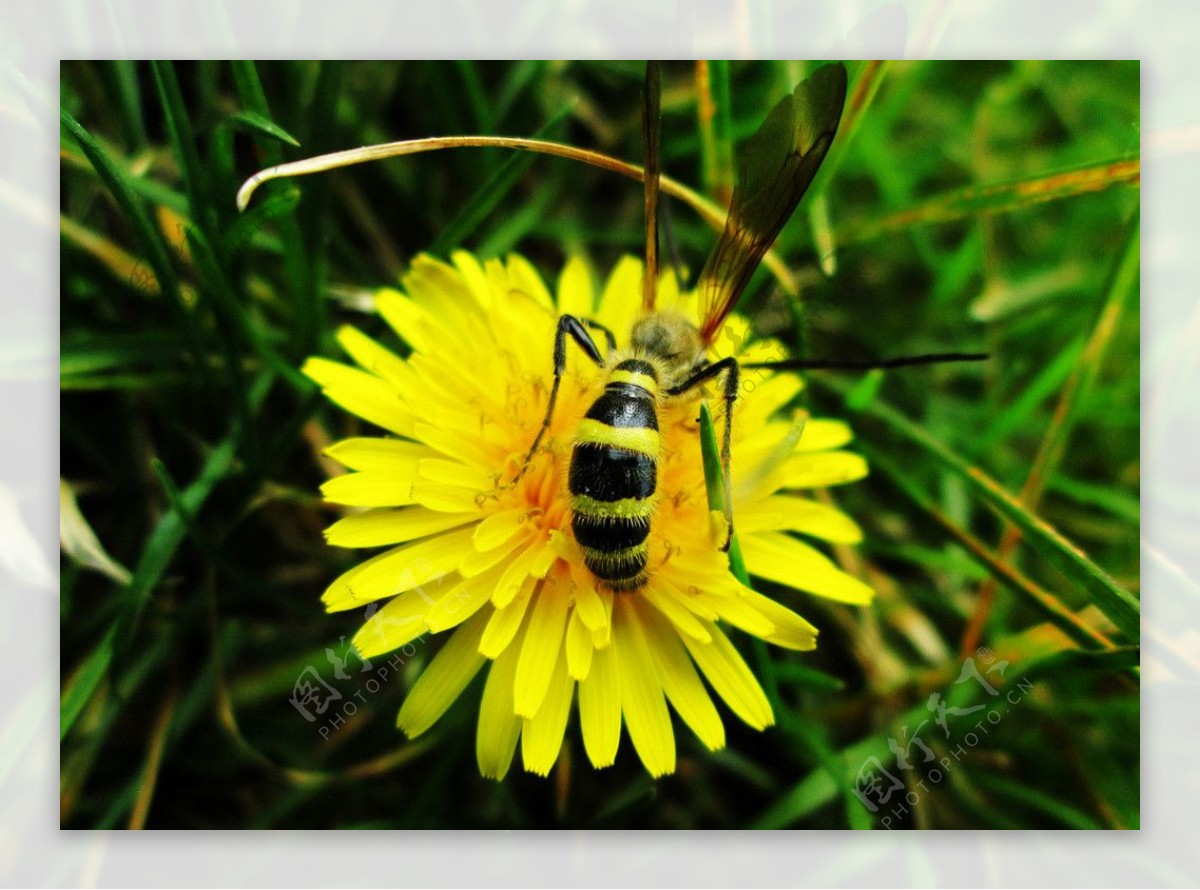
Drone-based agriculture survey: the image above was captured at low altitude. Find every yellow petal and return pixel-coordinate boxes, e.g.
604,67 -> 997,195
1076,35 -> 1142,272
410,481 -> 483,514
324,507 -> 477,548
687,589 -> 776,639
325,437 -> 434,471
461,531 -> 528,579
614,598 -> 675,778
476,621 -> 525,780
741,531 -> 874,605
556,255 -> 595,317
376,288 -> 431,353
513,584 -> 569,718
735,585 -> 819,651
521,646 -> 574,776
595,255 -> 642,337
569,559 -> 606,632
396,610 -> 489,737
639,605 -> 725,751
739,372 -> 804,421
577,642 -> 621,768
682,622 -> 774,730
302,357 -> 413,436
493,538 -> 549,608
335,325 -> 409,384
654,574 -> 719,622
473,507 -> 532,551
479,576 -> 536,659
352,587 -> 435,657
424,563 -> 506,634
506,253 -> 555,310
782,451 -> 869,488
564,606 -> 594,680
414,420 -> 500,470
419,458 -> 494,491
450,250 -> 492,311
590,588 -> 614,648
794,418 -> 854,453
404,254 -> 478,324
640,583 -> 712,643
654,266 -> 685,314
735,494 -> 864,544
322,526 -> 476,611
321,471 -> 417,508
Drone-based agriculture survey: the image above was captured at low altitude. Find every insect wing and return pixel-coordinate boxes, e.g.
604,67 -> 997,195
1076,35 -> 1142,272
643,60 -> 663,313
698,63 -> 847,345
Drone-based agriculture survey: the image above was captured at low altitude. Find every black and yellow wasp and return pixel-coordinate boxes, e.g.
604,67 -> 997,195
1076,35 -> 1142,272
509,63 -> 848,591
515,62 -> 981,591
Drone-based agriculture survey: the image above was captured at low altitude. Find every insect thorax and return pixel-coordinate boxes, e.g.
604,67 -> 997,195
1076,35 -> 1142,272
629,312 -> 704,388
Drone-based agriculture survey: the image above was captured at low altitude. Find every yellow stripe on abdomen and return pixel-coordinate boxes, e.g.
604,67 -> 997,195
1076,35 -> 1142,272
608,368 -> 659,395
575,419 -> 660,456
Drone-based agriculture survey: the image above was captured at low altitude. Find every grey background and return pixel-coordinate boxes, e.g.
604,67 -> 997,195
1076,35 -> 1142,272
8,0 -> 1190,885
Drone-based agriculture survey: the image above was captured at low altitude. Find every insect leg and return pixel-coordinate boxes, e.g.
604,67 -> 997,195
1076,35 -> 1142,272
580,319 -> 617,354
667,356 -> 740,551
512,315 -> 606,483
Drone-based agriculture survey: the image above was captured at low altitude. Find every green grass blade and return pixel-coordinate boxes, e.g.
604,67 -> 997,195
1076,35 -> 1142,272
971,337 -> 1084,454
60,626 -> 117,741
113,434 -> 240,647
184,223 -> 311,392
1020,645 -> 1139,684
697,401 -> 748,585
106,60 -> 147,149
837,157 -> 1139,245
149,60 -> 214,235
59,106 -> 183,307
455,60 -> 493,132
224,110 -> 301,147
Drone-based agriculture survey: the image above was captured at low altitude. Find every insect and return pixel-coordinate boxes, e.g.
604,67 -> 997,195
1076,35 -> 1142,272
504,62 -> 848,590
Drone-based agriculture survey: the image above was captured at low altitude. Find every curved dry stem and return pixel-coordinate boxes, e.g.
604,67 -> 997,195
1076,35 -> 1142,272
236,135 -> 798,295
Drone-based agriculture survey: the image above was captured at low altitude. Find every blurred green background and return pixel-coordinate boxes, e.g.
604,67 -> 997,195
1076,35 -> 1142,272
60,60 -> 1139,829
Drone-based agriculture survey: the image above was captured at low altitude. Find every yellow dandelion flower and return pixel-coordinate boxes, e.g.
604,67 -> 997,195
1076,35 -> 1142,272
303,251 -> 873,779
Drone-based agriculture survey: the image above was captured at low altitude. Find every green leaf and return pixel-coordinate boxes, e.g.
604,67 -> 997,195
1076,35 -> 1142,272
60,626 -> 117,741
59,107 -> 183,309
697,401 -> 749,585
225,110 -> 301,147
106,60 -> 147,149
149,61 -> 213,235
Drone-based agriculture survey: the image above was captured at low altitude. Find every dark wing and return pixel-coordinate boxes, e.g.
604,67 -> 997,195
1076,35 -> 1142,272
697,62 -> 847,346
642,61 -> 663,313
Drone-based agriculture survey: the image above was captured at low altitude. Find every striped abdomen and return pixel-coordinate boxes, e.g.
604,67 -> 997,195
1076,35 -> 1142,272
568,359 -> 660,590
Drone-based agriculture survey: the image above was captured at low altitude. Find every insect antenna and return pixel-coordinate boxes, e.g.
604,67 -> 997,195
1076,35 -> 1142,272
642,61 -> 662,313
743,352 -> 988,371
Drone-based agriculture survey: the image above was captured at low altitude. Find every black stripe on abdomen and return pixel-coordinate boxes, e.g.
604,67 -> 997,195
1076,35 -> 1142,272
568,444 -> 656,502
572,513 -> 650,550
584,389 -> 659,429
581,545 -> 648,591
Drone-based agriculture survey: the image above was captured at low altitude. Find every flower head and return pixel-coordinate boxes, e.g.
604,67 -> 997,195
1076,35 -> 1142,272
303,251 -> 873,779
